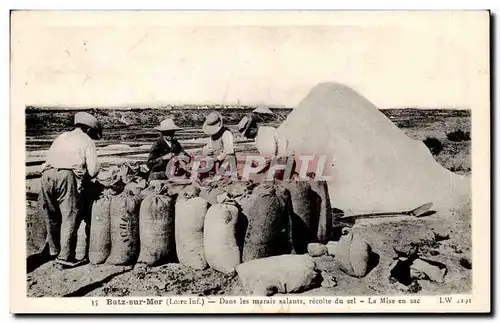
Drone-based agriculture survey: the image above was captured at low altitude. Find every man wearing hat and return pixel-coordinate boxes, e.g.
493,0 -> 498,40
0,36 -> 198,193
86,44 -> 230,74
146,118 -> 191,182
38,112 -> 102,268
201,112 -> 235,177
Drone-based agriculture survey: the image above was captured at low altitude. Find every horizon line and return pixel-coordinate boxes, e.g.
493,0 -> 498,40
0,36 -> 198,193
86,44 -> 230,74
25,104 -> 472,111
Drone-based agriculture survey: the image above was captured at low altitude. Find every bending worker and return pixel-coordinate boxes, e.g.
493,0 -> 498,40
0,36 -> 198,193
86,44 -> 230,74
237,113 -> 292,179
38,112 -> 102,268
201,112 -> 235,178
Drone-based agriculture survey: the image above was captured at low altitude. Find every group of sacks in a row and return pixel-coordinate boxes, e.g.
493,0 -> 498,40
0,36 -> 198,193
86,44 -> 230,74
88,173 -> 380,295
88,174 -> 338,269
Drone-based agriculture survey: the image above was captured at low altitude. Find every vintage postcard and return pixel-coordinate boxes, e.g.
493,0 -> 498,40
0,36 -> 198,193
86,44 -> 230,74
10,10 -> 490,314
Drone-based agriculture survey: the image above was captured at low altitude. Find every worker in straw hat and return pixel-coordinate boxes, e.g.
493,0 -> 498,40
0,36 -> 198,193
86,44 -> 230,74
201,112 -> 235,178
146,118 -> 191,182
252,105 -> 274,115
38,111 -> 102,268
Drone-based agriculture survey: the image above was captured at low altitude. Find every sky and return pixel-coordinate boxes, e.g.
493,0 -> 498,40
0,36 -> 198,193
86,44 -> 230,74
11,11 -> 489,109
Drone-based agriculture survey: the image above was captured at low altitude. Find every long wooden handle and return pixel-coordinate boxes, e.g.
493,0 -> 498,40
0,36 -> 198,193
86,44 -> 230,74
339,202 -> 434,221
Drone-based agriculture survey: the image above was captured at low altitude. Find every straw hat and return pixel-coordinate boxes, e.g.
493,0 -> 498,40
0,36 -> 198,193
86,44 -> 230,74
154,118 -> 182,132
203,112 -> 223,135
74,112 -> 102,139
252,105 -> 274,115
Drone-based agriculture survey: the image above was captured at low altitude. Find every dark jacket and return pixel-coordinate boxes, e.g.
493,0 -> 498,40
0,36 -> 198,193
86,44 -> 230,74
146,136 -> 184,181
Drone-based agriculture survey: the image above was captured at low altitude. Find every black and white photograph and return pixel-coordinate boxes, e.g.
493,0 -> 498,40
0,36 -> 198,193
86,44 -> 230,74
10,10 -> 490,313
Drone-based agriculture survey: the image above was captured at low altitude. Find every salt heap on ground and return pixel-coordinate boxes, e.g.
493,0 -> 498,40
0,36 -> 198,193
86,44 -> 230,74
278,82 -> 471,214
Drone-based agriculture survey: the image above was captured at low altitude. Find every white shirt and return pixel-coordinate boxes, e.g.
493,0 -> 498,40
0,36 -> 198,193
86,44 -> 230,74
255,126 -> 289,158
204,129 -> 235,161
41,128 -> 99,179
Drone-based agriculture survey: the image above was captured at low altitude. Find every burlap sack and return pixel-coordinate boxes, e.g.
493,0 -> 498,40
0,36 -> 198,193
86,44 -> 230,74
232,181 -> 257,255
96,166 -> 123,187
75,220 -> 88,261
310,180 -> 335,243
26,196 -> 48,258
242,182 -> 292,262
336,229 -> 372,278
203,198 -> 240,274
175,185 -> 210,270
236,254 -> 320,296
137,185 -> 177,266
206,186 -> 227,206
106,189 -> 142,266
199,178 -> 236,205
285,180 -> 321,254
123,177 -> 147,196
410,259 -> 447,283
88,189 -> 115,265
307,243 -> 327,257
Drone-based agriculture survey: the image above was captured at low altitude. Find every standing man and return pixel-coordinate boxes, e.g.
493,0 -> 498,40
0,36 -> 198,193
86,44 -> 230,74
146,118 -> 191,182
38,112 -> 102,268
201,112 -> 235,178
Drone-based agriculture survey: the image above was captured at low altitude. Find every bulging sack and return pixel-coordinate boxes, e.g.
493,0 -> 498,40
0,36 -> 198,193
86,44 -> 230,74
336,228 -> 372,278
206,187 -> 227,206
310,180 -> 335,243
242,183 -> 292,262
204,198 -> 240,274
285,180 -> 321,254
199,178 -> 236,205
96,166 -> 125,190
123,177 -> 147,196
175,185 -> 210,270
307,243 -> 327,257
89,189 -> 115,265
75,220 -> 88,261
140,180 -> 167,199
137,186 -> 177,266
106,189 -> 142,266
236,254 -> 320,296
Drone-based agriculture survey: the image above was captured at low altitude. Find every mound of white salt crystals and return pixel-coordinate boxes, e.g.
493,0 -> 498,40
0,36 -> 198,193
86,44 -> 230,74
278,82 -> 471,214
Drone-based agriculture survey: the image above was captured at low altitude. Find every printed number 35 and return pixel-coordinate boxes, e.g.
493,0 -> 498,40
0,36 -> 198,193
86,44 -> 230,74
92,300 -> 99,307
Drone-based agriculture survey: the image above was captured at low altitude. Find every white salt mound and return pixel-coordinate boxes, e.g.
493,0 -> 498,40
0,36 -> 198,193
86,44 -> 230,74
278,82 -> 471,214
